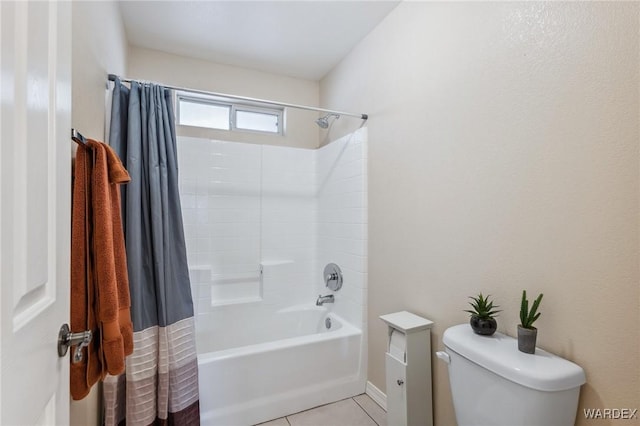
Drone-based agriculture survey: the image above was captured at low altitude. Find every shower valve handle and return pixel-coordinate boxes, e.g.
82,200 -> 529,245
323,263 -> 343,291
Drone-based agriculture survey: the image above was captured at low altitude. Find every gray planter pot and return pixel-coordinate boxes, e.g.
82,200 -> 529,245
517,325 -> 537,354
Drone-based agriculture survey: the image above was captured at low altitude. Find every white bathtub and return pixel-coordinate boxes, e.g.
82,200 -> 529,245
197,304 -> 365,425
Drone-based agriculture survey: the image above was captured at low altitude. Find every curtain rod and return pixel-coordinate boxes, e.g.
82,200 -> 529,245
107,74 -> 368,121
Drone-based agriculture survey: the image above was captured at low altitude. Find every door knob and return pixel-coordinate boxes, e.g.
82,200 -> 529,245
58,323 -> 92,363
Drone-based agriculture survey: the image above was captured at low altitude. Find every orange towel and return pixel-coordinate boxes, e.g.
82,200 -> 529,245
70,140 -> 133,401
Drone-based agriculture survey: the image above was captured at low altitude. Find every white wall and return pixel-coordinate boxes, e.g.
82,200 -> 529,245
72,1 -> 127,140
320,2 -> 639,425
71,1 -> 128,425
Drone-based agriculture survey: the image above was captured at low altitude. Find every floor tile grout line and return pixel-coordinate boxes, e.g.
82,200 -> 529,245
283,395 -> 357,421
352,396 -> 380,426
256,394 -> 379,426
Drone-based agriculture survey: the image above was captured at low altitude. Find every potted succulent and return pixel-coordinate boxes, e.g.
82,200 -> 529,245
518,290 -> 543,354
465,293 -> 500,336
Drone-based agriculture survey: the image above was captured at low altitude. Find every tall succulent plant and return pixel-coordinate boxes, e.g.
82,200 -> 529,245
520,290 -> 543,329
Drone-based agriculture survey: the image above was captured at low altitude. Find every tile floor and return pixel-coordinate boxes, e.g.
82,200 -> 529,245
256,394 -> 387,426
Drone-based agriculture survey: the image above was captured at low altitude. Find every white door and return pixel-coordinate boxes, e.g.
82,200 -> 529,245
1,1 -> 71,425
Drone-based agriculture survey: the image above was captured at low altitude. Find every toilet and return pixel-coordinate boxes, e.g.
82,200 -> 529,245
437,324 -> 586,426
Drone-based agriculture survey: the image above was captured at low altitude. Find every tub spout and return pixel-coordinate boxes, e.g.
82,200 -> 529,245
316,294 -> 334,306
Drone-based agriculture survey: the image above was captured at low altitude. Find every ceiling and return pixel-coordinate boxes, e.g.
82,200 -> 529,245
118,1 -> 400,81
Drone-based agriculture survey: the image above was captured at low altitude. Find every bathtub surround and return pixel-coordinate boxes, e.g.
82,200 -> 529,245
178,129 -> 368,424
320,2 -> 639,425
316,130 -> 368,329
179,128 -> 368,322
104,79 -> 199,425
178,137 -> 316,311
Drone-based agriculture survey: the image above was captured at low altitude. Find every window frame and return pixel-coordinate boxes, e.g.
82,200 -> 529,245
176,95 -> 232,130
177,92 -> 284,136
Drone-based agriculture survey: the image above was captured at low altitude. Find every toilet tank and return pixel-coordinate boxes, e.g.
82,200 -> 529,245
442,324 -> 586,426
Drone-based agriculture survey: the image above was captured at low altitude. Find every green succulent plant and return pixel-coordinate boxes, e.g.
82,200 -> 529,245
520,290 -> 543,329
464,293 -> 500,320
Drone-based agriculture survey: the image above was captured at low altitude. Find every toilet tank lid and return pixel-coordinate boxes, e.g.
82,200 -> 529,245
443,324 -> 586,392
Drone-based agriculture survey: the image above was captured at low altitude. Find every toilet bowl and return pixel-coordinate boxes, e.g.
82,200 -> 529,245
437,324 -> 586,426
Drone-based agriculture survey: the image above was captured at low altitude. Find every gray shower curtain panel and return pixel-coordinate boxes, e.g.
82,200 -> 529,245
103,78 -> 200,426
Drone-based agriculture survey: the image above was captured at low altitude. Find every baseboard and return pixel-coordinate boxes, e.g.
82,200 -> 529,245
365,381 -> 387,411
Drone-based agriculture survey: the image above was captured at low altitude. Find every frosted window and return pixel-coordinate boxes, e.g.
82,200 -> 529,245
177,92 -> 283,135
179,99 -> 230,130
235,110 -> 280,133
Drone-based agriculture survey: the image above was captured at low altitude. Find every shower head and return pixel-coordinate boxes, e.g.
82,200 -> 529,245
315,116 -> 329,129
315,113 -> 340,129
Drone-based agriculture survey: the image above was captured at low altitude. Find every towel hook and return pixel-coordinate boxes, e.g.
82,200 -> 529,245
71,128 -> 88,146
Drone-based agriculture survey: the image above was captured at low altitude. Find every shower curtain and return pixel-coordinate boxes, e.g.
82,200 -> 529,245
103,77 -> 200,425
